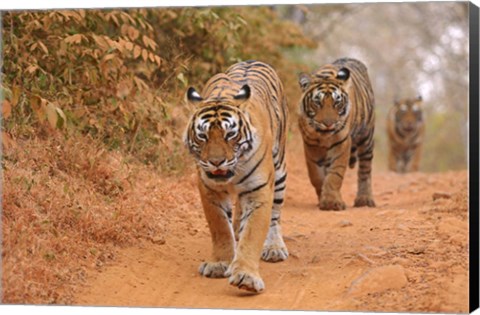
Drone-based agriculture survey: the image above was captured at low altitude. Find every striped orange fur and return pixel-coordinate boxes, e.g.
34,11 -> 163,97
387,96 -> 425,173
298,58 -> 376,210
184,60 -> 288,293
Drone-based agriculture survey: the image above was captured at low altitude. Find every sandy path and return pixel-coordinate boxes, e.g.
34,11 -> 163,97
73,150 -> 469,312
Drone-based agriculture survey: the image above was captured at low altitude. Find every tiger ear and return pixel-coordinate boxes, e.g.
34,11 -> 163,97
336,68 -> 350,81
298,73 -> 311,91
234,84 -> 251,100
186,87 -> 203,103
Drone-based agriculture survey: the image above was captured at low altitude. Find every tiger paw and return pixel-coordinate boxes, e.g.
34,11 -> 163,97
226,268 -> 265,293
261,225 -> 289,262
198,261 -> 229,278
319,195 -> 346,211
354,195 -> 376,207
262,245 -> 289,262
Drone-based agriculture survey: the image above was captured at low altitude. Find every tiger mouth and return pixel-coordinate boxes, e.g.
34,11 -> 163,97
315,126 -> 336,133
310,120 -> 337,133
402,126 -> 416,132
206,169 -> 235,180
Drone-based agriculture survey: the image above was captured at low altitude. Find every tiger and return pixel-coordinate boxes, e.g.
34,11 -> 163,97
297,57 -> 376,211
386,96 -> 425,173
183,60 -> 289,293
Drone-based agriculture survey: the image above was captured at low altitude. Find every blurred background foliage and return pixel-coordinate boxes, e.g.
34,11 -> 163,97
1,2 -> 469,173
277,2 -> 469,172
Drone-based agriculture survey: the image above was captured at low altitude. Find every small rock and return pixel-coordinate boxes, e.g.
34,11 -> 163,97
432,192 -> 452,201
407,246 -> 426,255
338,220 -> 353,227
404,269 -> 419,282
152,237 -> 166,245
310,255 -> 321,264
289,252 -> 300,259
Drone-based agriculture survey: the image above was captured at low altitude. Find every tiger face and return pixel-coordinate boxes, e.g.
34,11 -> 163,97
298,68 -> 351,134
297,58 -> 376,210
394,96 -> 423,134
184,85 -> 255,183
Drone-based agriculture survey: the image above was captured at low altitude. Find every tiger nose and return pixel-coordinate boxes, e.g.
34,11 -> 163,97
322,120 -> 336,128
209,158 -> 226,167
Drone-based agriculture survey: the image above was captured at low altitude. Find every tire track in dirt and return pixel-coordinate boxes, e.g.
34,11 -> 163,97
73,150 -> 469,312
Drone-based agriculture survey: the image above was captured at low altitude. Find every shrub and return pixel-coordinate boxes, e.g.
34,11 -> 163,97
2,7 -> 315,171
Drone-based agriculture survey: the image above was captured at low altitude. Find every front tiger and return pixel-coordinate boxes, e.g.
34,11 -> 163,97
387,96 -> 425,173
184,60 -> 289,293
298,58 -> 376,210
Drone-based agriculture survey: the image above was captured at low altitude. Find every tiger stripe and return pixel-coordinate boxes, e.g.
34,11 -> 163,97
298,57 -> 376,210
184,60 -> 288,293
387,96 -> 425,173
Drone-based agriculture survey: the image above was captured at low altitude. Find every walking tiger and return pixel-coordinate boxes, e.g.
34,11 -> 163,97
184,60 -> 289,293
297,58 -> 376,210
387,96 -> 425,173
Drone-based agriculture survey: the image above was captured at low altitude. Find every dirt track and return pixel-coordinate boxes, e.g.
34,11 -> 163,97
73,149 -> 469,313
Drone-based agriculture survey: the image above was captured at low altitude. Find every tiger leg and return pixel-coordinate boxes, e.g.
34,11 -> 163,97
227,178 -> 273,293
354,133 -> 376,207
319,139 -> 350,211
388,146 -> 398,172
262,168 -> 288,262
349,145 -> 358,169
198,181 -> 235,278
398,154 -> 407,173
408,145 -> 422,172
232,200 -> 241,242
307,159 -> 327,205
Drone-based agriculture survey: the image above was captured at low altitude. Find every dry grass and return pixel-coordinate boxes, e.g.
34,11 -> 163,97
1,132 -> 201,304
0,6 -> 313,306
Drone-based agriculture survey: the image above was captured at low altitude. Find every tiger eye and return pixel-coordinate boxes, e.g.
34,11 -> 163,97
225,131 -> 236,139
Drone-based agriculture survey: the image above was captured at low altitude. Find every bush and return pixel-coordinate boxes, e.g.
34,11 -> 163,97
2,7 -> 315,171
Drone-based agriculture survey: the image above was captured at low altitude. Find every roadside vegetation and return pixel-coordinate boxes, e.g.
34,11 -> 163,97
1,7 -> 314,303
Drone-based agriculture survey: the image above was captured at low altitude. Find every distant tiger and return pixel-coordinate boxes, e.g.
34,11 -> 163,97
387,96 -> 425,173
298,57 -> 376,210
184,60 -> 289,293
